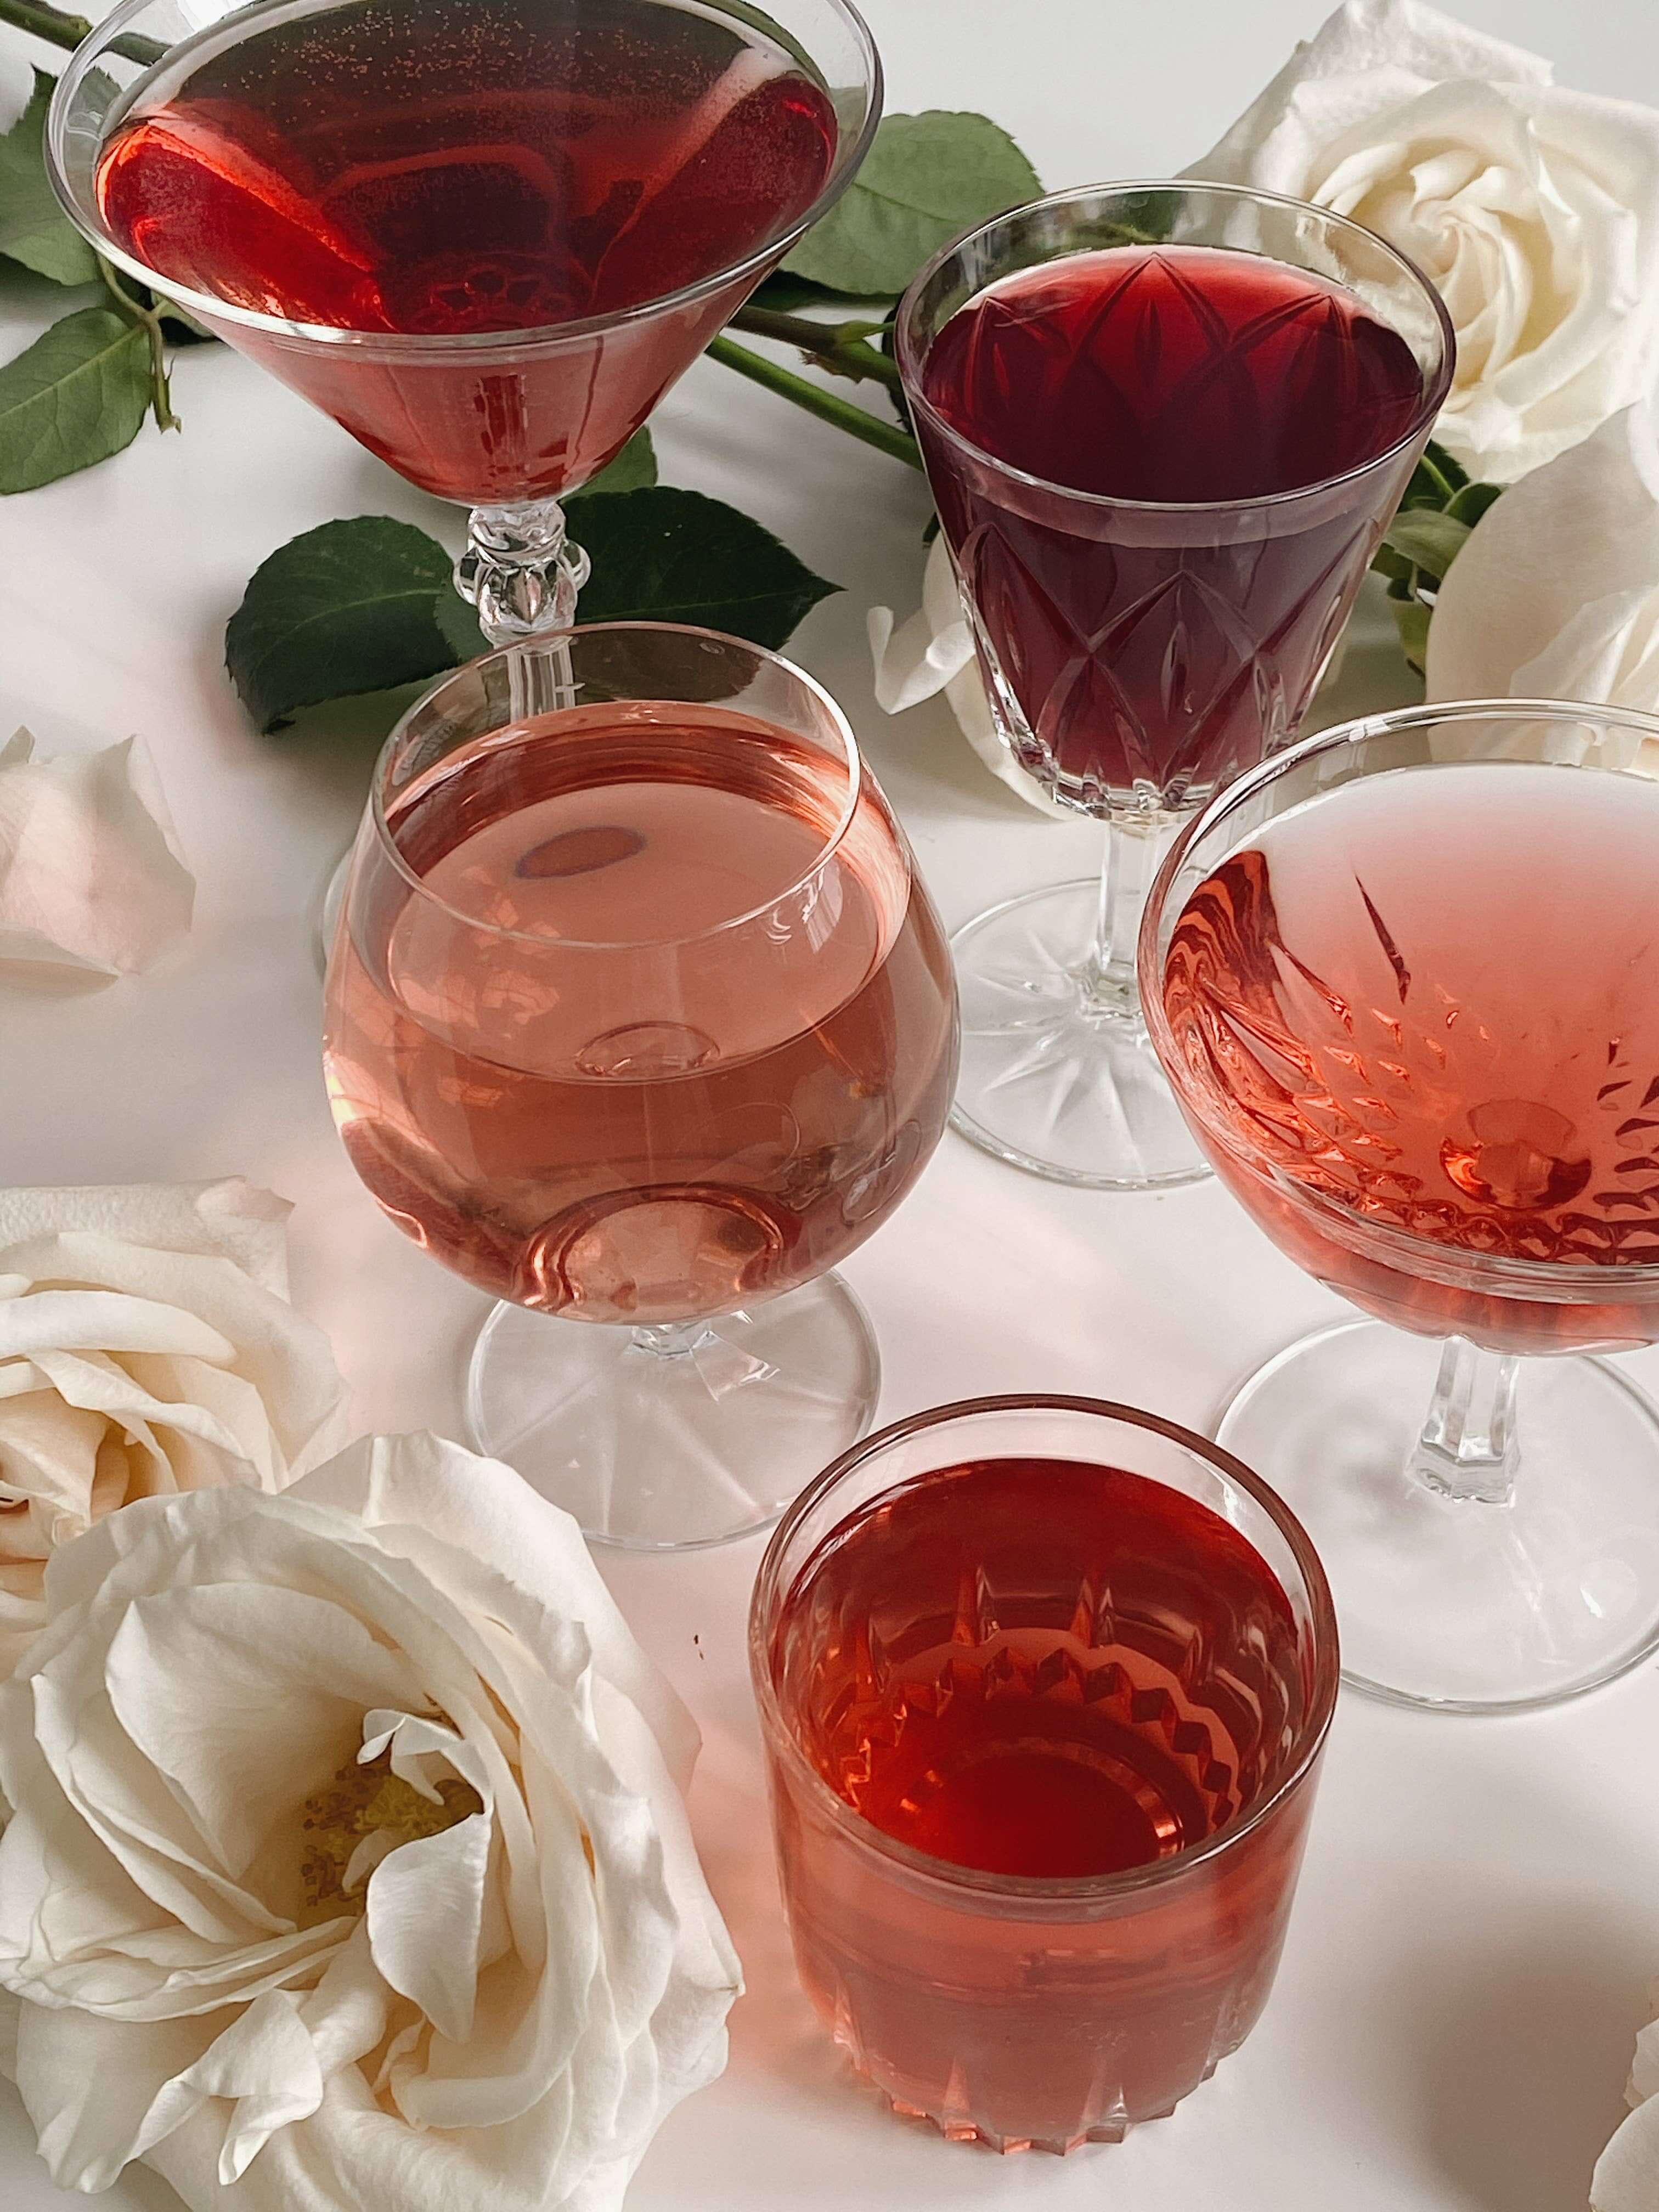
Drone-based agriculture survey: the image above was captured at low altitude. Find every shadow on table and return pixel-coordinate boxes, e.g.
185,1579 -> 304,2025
1406,1905 -> 1641,2212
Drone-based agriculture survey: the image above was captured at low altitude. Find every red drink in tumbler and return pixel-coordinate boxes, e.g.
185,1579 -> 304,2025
914,246 -> 1428,807
94,0 -> 837,498
752,1407 -> 1336,2153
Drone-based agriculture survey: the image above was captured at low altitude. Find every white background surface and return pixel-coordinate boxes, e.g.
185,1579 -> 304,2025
4,2 -> 1659,2206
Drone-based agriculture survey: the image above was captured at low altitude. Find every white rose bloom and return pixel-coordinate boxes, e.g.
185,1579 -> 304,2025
1187,0 -> 1659,482
0,1179 -> 348,1673
0,1431 -> 741,2212
1594,1989 -> 1659,2210
1426,402 -> 1659,767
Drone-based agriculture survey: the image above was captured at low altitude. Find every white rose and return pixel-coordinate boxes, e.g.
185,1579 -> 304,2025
1594,1988 -> 1659,2210
1187,0 -> 1659,482
0,1431 -> 741,2212
0,1178 -> 348,1674
1425,403 -> 1659,756
867,537 -> 1068,816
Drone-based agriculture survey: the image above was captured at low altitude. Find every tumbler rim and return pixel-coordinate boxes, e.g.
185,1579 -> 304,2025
748,1391 -> 1340,1908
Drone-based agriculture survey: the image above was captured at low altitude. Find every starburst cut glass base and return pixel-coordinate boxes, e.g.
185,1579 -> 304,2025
466,1273 -> 880,1549
951,880 -> 1210,1190
1218,1319 -> 1659,1712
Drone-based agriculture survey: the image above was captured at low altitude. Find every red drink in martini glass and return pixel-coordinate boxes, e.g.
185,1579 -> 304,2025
1143,699 -> 1659,1712
895,183 -> 1453,1193
49,0 -> 879,637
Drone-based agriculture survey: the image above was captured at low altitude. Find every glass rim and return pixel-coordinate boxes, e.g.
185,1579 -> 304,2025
47,0 -> 883,359
1139,695 -> 1659,1293
356,619 -> 870,953
748,1391 -> 1340,1906
893,177 -> 1457,518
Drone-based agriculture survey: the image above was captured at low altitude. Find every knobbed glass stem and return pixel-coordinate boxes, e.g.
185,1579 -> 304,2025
1079,808 -> 1177,1025
456,498 -> 592,645
1407,1336 -> 1521,1507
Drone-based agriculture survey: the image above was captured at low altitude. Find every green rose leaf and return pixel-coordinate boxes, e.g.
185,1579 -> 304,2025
0,307 -> 150,493
439,483 -> 836,665
1381,508 -> 1472,582
558,486 -> 837,639
783,111 -> 1041,297
0,71 -> 100,287
227,516 -> 461,732
574,425 -> 657,499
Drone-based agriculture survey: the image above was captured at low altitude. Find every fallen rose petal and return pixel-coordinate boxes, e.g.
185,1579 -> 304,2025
0,730 -> 194,986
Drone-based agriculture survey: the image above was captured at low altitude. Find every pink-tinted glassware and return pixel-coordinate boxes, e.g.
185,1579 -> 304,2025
751,1395 -> 1338,2152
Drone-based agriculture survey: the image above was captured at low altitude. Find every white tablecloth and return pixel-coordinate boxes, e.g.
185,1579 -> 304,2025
4,3 -> 1659,2205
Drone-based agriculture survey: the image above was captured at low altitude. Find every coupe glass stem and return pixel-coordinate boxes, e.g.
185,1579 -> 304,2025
1080,806 -> 1172,1025
1407,1335 -> 1521,1508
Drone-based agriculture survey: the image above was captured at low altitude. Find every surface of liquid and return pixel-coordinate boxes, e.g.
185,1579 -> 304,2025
764,1452 -> 1321,2148
916,247 -> 1428,806
324,703 -> 957,1323
778,1455 -> 1306,1879
1161,762 -> 1659,1347
96,0 -> 836,332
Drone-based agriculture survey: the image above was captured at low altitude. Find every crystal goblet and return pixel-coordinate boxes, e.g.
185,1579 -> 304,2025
895,181 -> 1453,1190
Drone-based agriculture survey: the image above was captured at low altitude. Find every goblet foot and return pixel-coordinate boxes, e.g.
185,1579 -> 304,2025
465,1273 -> 880,1549
1217,1318 -> 1659,1712
951,880 -> 1209,1190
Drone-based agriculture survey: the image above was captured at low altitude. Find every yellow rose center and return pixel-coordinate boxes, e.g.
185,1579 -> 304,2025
298,1742 -> 483,1926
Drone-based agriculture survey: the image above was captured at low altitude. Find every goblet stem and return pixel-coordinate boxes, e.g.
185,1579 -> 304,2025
1407,1335 -> 1520,1507
456,497 -> 592,645
1079,808 -> 1176,1025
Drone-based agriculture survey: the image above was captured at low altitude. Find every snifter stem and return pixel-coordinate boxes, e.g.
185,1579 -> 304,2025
1080,809 -> 1172,1026
1408,1336 -> 1521,1508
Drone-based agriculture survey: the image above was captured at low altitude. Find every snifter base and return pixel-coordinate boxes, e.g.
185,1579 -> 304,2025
951,881 -> 1209,1190
1217,1319 -> 1659,1713
466,1273 -> 879,1550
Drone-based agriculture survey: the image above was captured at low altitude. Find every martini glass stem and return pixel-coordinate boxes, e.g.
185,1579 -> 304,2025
1408,1336 -> 1520,1506
458,498 -> 591,645
456,496 -> 592,715
1080,807 -> 1171,1025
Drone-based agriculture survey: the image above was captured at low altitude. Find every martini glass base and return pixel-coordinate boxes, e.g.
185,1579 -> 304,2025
1217,1318 -> 1659,1713
951,880 -> 1210,1190
465,1272 -> 881,1550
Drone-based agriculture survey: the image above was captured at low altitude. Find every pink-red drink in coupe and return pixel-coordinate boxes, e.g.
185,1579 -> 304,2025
323,703 -> 956,1325
915,246 -> 1427,806
762,1453 -> 1324,2147
94,0 -> 837,498
1160,761 -> 1659,1352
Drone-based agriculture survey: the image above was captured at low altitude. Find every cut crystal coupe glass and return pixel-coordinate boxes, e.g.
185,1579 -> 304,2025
895,182 -> 1453,1190
1142,699 -> 1659,1712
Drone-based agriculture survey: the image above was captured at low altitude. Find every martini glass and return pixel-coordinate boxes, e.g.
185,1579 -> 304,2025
895,183 -> 1453,1190
1141,699 -> 1659,1712
47,0 -> 879,644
